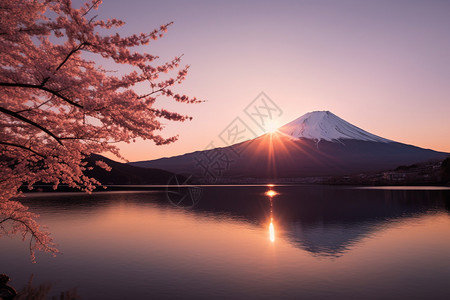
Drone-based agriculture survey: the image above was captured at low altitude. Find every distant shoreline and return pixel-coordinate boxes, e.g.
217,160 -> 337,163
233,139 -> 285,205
19,182 -> 450,196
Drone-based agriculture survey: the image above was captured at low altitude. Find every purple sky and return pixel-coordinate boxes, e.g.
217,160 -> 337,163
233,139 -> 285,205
90,0 -> 450,161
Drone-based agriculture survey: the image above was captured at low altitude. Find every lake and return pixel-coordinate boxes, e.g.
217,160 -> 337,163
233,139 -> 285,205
1,185 -> 450,299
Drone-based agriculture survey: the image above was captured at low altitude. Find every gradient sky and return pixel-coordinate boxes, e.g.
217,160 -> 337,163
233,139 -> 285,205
91,0 -> 450,161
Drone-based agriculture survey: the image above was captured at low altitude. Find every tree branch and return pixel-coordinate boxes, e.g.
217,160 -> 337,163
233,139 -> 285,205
82,0 -> 102,17
0,141 -> 47,158
0,216 -> 54,253
0,107 -> 63,145
55,43 -> 86,72
0,82 -> 83,108
15,97 -> 53,114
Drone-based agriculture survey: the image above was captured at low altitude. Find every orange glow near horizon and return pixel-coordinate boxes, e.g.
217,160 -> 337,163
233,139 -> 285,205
253,132 -> 324,179
266,132 -> 278,179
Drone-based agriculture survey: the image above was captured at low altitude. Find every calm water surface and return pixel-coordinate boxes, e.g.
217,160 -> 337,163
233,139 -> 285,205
1,185 -> 450,299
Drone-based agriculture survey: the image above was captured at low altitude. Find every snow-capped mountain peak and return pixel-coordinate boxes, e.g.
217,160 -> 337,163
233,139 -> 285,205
278,111 -> 391,143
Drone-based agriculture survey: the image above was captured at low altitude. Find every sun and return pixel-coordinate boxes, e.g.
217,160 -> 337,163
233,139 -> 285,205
265,120 -> 279,134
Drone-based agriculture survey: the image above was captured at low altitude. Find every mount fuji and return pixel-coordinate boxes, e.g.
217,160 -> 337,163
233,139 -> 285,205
131,111 -> 448,180
278,111 -> 391,143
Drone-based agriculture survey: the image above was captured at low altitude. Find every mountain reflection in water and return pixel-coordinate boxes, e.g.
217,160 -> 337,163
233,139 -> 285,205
19,185 -> 450,259
18,185 -> 450,259
5,185 -> 450,299
189,185 -> 450,257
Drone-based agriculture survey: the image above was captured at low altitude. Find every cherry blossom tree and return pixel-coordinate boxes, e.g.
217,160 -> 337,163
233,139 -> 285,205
0,0 -> 200,260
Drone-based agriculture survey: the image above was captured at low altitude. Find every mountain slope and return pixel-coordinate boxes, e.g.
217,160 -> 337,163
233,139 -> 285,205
131,111 -> 448,180
85,154 -> 174,185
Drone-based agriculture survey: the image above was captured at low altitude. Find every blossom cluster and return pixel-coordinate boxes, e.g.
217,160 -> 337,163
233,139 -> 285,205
0,0 -> 199,260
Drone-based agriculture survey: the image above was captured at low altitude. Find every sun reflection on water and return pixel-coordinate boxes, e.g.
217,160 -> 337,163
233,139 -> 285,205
269,220 -> 275,242
265,190 -> 278,197
265,186 -> 278,243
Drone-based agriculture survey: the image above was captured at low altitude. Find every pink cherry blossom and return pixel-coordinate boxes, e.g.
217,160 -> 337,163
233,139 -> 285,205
0,0 -> 201,261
